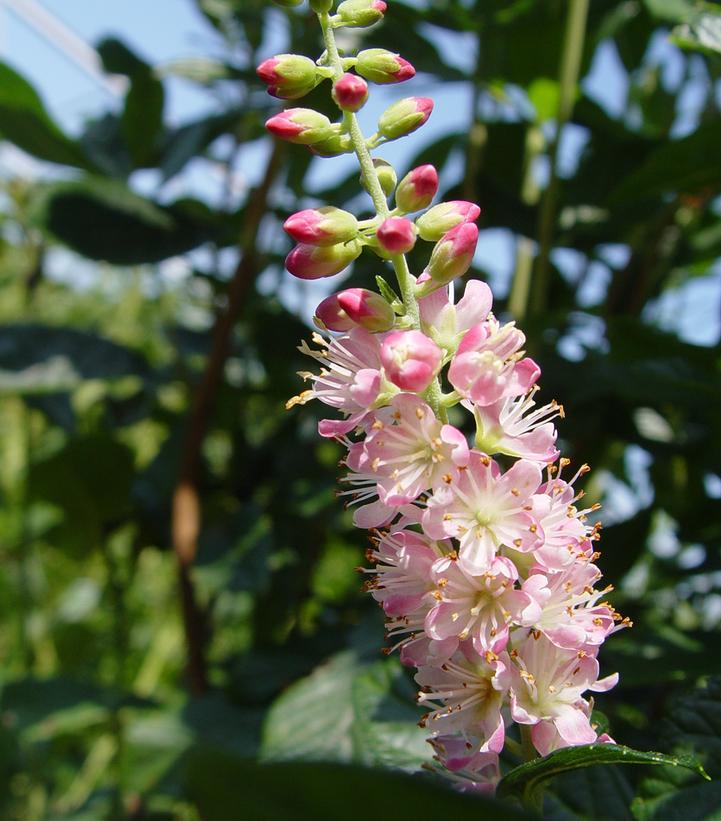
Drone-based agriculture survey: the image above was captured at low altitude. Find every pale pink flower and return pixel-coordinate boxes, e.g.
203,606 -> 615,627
423,453 -> 544,574
359,393 -> 469,505
380,330 -> 442,392
418,279 -> 493,354
428,738 -> 501,795
365,529 -> 443,617
530,464 -> 601,571
470,388 -> 561,463
289,329 -> 389,437
425,554 -> 540,654
523,561 -> 624,650
448,317 -> 540,406
509,632 -> 618,756
416,644 -> 509,753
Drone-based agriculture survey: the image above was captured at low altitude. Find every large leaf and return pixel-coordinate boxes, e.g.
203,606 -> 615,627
0,62 -> 92,169
0,324 -> 149,396
497,744 -> 708,809
30,177 -> 216,264
183,751 -> 533,821
608,122 -> 721,204
29,435 -> 135,554
260,652 -> 430,771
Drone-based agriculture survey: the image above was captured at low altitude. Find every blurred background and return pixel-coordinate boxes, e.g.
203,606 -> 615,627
0,0 -> 720,818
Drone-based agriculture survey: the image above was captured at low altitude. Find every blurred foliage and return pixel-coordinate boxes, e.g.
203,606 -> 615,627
0,0 -> 720,817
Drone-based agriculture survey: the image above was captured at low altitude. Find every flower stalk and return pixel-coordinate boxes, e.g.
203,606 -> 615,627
260,0 -> 626,795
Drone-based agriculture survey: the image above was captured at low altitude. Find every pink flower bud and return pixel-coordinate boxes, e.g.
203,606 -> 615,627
381,330 -> 442,392
395,164 -> 438,212
338,288 -> 395,331
416,200 -> 481,241
256,54 -> 319,100
265,108 -> 333,145
378,97 -> 433,140
337,0 -> 387,27
355,48 -> 415,84
315,293 -> 356,332
284,207 -> 358,246
420,222 -> 479,293
332,73 -> 369,112
376,217 -> 416,254
286,240 -> 362,280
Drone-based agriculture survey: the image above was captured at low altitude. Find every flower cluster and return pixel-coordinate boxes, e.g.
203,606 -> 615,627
261,0 -> 628,793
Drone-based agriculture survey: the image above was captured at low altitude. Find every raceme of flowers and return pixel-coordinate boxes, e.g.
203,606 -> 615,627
260,0 -> 629,794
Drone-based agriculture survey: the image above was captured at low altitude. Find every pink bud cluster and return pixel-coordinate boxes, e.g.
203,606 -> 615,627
263,0 -> 628,793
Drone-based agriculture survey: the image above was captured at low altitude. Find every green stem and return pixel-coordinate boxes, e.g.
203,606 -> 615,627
531,0 -> 590,317
519,725 -> 544,813
508,124 -> 544,321
317,12 -> 445,419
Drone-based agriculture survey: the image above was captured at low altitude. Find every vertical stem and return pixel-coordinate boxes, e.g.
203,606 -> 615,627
318,12 -> 443,417
508,125 -> 545,321
531,0 -> 590,317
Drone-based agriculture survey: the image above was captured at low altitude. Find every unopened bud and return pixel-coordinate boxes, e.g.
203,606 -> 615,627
273,0 -> 304,7
332,73 -> 369,112
380,330 -> 442,392
336,0 -> 387,27
356,48 -> 415,84
286,240 -> 362,280
310,0 -> 333,10
265,108 -> 333,144
419,222 -> 479,293
395,164 -> 438,212
415,200 -> 481,241
256,54 -> 319,100
317,288 -> 395,332
361,158 -> 397,198
378,97 -> 433,140
376,217 -> 416,254
284,206 -> 358,246
315,293 -> 356,332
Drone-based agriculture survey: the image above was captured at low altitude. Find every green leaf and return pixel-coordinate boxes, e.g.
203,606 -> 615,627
642,0 -> 713,23
660,676 -> 721,779
96,37 -> 149,77
608,122 -> 721,204
528,77 -> 561,123
29,435 -> 135,554
183,752 -> 534,821
0,62 -> 92,169
632,780 -> 721,821
672,9 -> 721,57
30,177 -> 215,264
122,69 -> 165,167
261,652 -> 431,771
160,109 -> 244,182
497,744 -> 709,809
0,324 -> 149,396
260,651 -> 359,763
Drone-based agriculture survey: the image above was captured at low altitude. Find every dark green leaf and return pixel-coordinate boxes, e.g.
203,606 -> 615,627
497,744 -> 708,808
30,177 -> 215,264
0,62 -> 92,169
183,751 -> 534,821
0,324 -> 149,396
122,69 -> 165,167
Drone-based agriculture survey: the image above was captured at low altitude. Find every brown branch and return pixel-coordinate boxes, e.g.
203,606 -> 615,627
171,141 -> 285,695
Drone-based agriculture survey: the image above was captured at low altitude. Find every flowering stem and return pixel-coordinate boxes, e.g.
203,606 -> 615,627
317,11 -> 445,420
